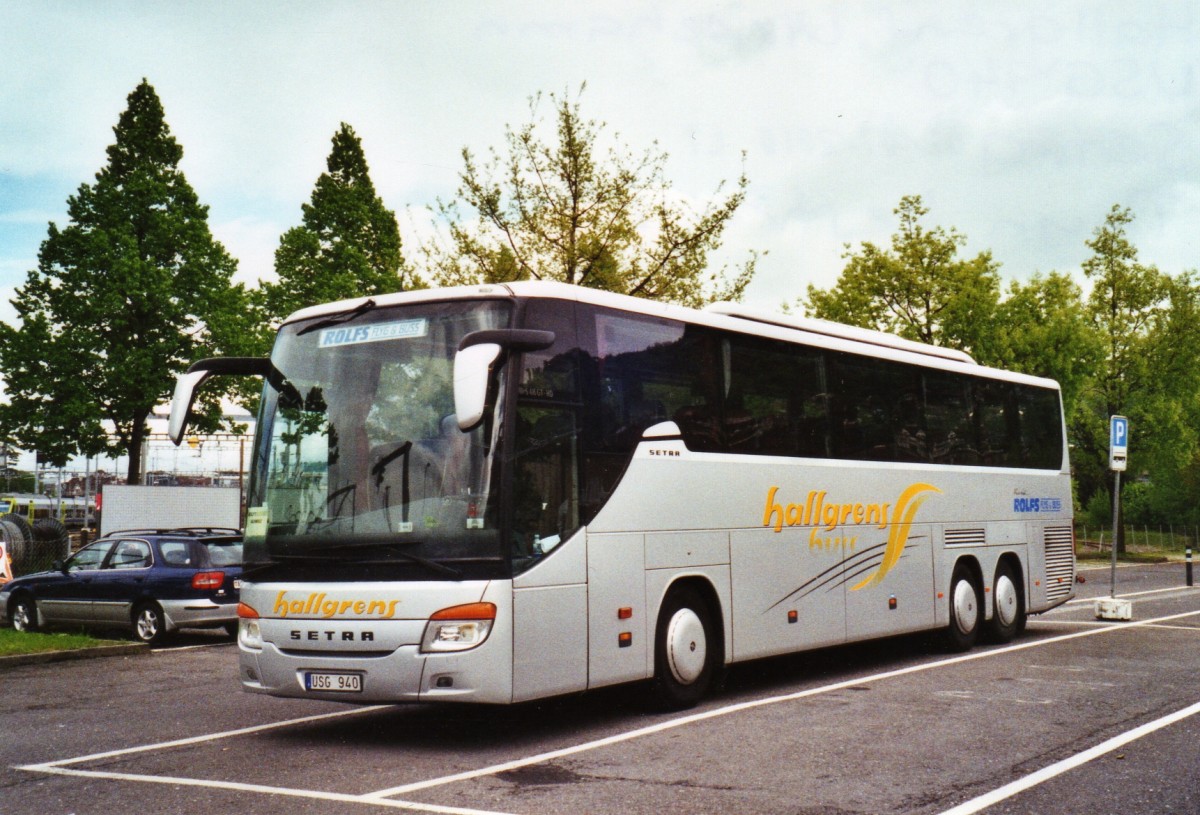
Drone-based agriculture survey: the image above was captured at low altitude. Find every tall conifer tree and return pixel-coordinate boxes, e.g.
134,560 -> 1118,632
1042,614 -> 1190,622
257,123 -> 414,337
0,80 -> 248,483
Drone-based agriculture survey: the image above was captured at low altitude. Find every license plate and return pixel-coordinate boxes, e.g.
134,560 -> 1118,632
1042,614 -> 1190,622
304,672 -> 362,693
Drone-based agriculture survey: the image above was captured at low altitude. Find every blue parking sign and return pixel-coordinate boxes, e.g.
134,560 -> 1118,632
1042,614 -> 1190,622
1110,415 -> 1128,453
1110,415 -> 1128,471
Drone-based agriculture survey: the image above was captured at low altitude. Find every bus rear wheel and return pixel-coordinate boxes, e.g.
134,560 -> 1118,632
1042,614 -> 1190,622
985,561 -> 1025,643
944,564 -> 982,652
651,585 -> 719,710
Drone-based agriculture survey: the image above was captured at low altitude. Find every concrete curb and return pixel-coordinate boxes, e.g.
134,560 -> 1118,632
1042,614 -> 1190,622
0,642 -> 149,670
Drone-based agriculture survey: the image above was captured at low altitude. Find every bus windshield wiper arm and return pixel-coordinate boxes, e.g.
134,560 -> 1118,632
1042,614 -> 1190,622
239,561 -> 283,579
276,542 -> 462,578
296,299 -> 377,336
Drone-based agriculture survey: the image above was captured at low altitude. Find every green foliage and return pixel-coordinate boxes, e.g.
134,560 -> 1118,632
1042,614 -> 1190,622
255,123 -> 418,342
427,85 -> 757,308
1068,206 -> 1200,518
988,271 -> 1102,419
0,80 -> 249,483
803,196 -> 1000,354
801,197 -> 1200,527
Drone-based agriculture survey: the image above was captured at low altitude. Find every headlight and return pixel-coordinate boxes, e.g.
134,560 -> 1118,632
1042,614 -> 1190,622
237,602 -> 262,650
239,619 -> 263,650
420,602 -> 496,653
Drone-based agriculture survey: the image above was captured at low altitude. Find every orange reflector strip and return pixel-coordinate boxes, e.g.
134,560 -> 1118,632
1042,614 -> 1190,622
618,632 -> 632,647
787,610 -> 798,624
618,607 -> 633,620
237,602 -> 259,619
430,602 -> 497,621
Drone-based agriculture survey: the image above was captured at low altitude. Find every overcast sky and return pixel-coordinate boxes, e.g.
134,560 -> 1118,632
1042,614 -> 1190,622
1,2 -> 1198,472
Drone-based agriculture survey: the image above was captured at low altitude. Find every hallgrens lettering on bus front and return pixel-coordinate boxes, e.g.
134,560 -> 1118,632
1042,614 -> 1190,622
272,591 -> 400,619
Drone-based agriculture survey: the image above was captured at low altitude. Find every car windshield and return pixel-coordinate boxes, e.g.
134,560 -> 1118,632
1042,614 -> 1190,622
245,299 -> 511,575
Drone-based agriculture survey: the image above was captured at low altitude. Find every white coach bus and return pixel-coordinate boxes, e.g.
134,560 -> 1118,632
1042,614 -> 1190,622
170,281 -> 1074,709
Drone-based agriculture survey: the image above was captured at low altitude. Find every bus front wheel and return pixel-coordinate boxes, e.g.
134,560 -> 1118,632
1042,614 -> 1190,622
944,564 -> 982,652
651,586 -> 719,710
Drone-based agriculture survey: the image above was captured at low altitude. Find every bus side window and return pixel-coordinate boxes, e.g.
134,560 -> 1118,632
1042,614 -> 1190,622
924,370 -> 975,465
723,335 -> 828,458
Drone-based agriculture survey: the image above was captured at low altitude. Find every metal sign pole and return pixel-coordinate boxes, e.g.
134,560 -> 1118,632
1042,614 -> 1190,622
1110,468 -> 1120,598
1098,415 -> 1132,620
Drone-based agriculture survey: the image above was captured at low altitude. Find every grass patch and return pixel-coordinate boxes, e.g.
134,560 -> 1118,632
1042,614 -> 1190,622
0,627 -> 128,657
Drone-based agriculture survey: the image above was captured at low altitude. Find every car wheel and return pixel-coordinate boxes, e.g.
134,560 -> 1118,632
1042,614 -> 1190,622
11,594 -> 39,633
944,562 -> 982,652
651,585 -> 720,710
984,561 -> 1025,644
133,601 -> 167,645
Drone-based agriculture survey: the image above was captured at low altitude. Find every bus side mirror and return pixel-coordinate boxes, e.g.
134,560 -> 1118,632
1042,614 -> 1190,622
454,343 -> 503,432
453,329 -> 555,432
169,357 -> 271,445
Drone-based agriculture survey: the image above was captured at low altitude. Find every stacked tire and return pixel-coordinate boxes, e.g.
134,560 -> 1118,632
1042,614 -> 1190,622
0,514 -> 71,576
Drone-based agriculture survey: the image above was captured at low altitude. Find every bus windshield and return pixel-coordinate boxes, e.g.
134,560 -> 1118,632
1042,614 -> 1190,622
244,299 -> 511,577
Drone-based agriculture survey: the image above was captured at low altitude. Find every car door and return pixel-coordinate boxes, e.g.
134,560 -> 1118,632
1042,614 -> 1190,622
90,538 -> 153,625
35,540 -> 114,624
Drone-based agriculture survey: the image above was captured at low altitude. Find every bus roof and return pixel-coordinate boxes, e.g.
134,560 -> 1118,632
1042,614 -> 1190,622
282,280 -> 1058,391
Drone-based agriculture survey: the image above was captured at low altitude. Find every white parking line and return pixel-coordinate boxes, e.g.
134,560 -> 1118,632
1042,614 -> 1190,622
1056,585 -> 1200,606
936,699 -> 1200,815
364,608 -> 1200,801
23,706 -> 390,768
26,765 -> 516,815
18,609 -> 1200,815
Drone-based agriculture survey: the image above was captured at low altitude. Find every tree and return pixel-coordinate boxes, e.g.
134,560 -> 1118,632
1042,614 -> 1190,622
427,86 -> 757,307
803,196 -> 1000,355
989,271 -> 1102,419
0,80 -> 248,484
1068,205 -> 1200,532
255,123 -> 416,340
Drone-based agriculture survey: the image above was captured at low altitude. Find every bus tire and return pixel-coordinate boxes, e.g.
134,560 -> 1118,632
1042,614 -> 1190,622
133,601 -> 167,645
651,585 -> 719,710
10,593 -> 39,633
944,563 -> 982,652
984,561 -> 1025,644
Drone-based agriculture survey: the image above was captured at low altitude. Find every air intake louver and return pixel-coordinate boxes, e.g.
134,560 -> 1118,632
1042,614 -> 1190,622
1043,526 -> 1075,601
945,528 -> 986,547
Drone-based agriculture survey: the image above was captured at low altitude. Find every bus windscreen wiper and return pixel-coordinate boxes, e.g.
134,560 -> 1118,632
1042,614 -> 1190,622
276,541 -> 462,578
295,298 -> 377,336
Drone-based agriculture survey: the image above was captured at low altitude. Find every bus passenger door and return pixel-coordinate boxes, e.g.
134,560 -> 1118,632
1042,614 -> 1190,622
511,535 -> 588,702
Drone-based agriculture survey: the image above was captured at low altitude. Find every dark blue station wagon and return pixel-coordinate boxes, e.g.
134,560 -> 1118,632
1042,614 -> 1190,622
0,528 -> 243,644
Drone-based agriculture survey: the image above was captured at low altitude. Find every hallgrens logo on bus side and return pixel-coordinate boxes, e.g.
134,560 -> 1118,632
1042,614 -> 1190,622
762,483 -> 941,590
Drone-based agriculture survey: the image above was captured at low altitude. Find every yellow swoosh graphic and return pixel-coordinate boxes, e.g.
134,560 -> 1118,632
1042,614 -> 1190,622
850,483 -> 941,591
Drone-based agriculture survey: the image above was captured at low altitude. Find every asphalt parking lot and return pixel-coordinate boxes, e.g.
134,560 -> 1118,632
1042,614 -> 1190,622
3,560 -> 1198,815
